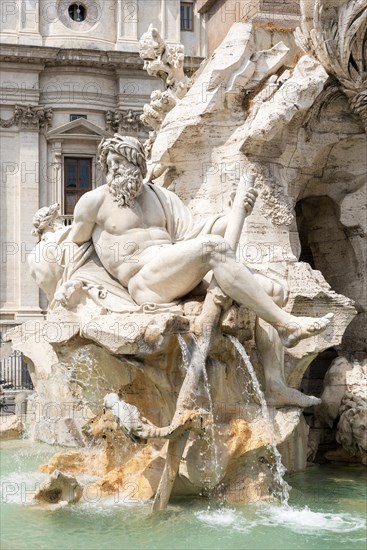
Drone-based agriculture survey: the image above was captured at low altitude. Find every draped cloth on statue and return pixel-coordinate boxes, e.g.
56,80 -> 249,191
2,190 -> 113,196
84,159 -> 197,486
147,184 -> 224,242
51,183 -> 225,313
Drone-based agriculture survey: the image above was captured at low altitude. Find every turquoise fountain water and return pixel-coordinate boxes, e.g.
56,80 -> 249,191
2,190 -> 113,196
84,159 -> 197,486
1,438 -> 366,550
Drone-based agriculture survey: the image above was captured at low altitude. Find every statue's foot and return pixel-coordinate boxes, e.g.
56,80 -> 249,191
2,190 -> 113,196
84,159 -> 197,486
265,381 -> 321,408
277,313 -> 334,348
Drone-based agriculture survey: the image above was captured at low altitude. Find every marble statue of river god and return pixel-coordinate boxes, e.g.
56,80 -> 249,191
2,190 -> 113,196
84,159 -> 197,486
53,135 -> 333,348
33,134 -> 334,405
27,133 -> 336,510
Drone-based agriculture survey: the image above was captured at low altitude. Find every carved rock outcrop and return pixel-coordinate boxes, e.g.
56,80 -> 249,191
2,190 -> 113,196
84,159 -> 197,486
0,415 -> 23,441
34,470 -> 83,507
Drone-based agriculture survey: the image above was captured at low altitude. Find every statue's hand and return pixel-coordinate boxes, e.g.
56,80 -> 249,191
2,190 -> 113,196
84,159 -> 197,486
54,280 -> 83,307
243,187 -> 258,216
228,188 -> 258,216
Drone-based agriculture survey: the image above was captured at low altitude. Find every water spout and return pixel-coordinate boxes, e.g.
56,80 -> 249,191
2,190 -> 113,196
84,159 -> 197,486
228,335 -> 290,504
177,334 -> 222,490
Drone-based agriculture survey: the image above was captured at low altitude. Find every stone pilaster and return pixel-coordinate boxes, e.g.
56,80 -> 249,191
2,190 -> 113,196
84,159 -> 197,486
0,105 -> 53,322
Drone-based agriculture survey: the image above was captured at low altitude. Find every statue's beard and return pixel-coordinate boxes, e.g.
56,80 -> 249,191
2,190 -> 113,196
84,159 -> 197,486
106,168 -> 143,208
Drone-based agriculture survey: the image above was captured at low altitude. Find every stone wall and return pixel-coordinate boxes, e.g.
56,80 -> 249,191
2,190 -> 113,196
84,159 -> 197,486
197,0 -> 301,56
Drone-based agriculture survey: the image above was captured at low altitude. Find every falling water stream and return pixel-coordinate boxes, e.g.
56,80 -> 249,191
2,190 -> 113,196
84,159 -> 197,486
195,335 -> 222,489
177,333 -> 191,372
179,332 -> 291,501
228,335 -> 290,503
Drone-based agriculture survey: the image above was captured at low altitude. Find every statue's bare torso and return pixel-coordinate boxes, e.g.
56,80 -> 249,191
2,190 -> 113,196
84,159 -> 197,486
73,184 -> 174,288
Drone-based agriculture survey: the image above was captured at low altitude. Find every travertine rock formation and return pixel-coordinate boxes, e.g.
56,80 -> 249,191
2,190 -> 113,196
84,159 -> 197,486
0,415 -> 23,441
9,306 -> 305,501
139,25 -> 191,157
314,356 -> 367,464
337,391 -> 367,463
34,470 -> 83,507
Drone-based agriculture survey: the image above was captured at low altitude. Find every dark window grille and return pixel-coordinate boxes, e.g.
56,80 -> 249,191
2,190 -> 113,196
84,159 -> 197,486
70,114 -> 87,122
181,2 -> 194,31
68,3 -> 86,22
0,330 -> 33,392
64,157 -> 92,215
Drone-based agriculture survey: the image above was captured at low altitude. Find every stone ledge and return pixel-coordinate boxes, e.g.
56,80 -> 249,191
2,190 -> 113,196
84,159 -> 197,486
0,45 -> 204,72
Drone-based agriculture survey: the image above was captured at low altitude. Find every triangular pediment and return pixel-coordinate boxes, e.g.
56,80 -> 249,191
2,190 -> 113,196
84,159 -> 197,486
64,126 -> 97,135
47,118 -> 111,141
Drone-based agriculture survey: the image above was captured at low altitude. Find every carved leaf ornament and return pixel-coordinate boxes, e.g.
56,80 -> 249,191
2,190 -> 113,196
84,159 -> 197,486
295,0 -> 367,131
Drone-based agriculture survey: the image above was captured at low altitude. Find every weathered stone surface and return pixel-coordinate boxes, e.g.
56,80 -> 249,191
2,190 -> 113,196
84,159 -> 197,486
248,42 -> 289,88
34,470 -> 83,507
139,25 -> 190,146
80,311 -> 189,355
279,415 -> 309,473
39,450 -> 103,477
335,359 -> 367,463
295,0 -> 367,131
308,355 -> 367,464
0,415 -> 23,440
243,56 -> 328,146
40,405 -> 301,503
317,356 -> 352,428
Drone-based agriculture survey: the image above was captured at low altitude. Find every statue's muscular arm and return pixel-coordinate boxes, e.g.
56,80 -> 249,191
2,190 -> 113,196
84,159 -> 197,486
70,189 -> 103,245
209,187 -> 258,236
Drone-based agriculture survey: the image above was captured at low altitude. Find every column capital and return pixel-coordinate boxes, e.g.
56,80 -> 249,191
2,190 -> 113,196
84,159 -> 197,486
0,105 -> 53,131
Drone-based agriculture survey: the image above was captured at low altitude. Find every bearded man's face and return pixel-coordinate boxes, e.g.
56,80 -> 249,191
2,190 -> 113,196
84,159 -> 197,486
106,152 -> 143,208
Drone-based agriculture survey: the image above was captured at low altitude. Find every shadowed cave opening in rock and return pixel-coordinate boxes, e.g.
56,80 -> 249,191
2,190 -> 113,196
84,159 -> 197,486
295,195 -> 358,298
296,193 -> 366,351
295,196 -> 360,460
300,348 -> 339,400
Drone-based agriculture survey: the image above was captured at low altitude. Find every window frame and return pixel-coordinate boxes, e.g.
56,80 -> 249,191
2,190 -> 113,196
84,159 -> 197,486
68,3 -> 87,22
70,114 -> 87,122
63,156 -> 93,215
180,2 -> 194,32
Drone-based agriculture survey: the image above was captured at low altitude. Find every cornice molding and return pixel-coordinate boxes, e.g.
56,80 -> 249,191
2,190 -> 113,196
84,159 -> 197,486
0,44 -> 204,71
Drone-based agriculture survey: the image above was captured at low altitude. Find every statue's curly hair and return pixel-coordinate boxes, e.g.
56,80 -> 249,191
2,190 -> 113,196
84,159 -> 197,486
32,203 -> 61,239
336,392 -> 367,458
98,134 -> 147,179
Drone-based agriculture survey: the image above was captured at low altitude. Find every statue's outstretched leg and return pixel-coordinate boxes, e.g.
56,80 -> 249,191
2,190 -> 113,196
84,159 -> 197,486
254,274 -> 321,408
128,235 -> 333,349
210,249 -> 333,349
